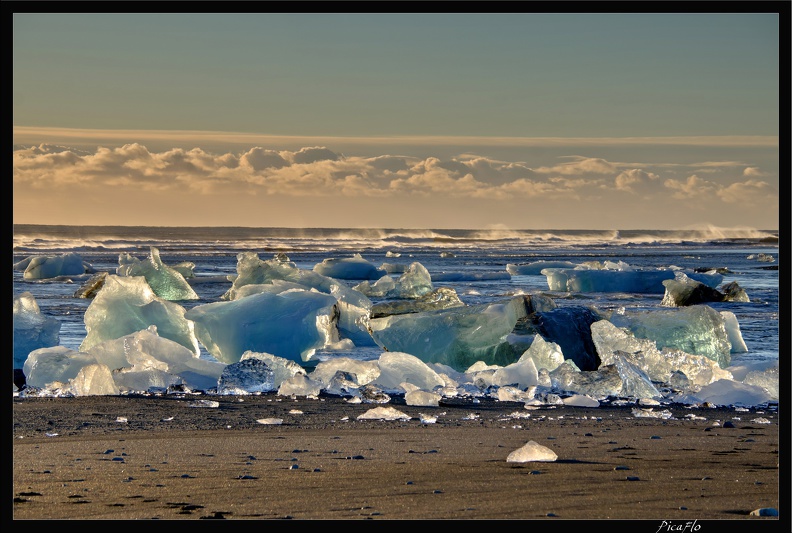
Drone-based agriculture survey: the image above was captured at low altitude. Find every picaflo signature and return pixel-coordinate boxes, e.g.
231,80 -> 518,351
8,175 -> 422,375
656,520 -> 701,533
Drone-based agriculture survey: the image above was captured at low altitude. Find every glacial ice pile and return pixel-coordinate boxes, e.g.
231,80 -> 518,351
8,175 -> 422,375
186,289 -> 341,365
222,252 -> 375,347
117,247 -> 199,300
542,262 -> 722,294
312,253 -> 387,280
13,248 -> 777,409
17,252 -> 95,280
25,327 -> 225,392
79,275 -> 201,356
606,304 -> 738,368
13,292 -> 61,368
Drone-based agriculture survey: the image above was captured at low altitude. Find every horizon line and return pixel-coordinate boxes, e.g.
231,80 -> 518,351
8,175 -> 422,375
13,126 -> 779,148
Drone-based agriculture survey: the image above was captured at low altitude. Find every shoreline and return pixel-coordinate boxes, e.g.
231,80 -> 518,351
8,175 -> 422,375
12,394 -> 781,521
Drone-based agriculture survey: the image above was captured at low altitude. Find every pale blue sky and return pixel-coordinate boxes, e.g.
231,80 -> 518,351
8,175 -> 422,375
12,12 -> 782,229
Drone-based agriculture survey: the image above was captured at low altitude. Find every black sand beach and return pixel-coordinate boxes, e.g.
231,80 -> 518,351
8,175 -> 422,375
12,394 -> 781,521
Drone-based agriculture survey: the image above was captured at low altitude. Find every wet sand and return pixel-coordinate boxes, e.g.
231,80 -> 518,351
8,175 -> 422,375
12,394 -> 781,522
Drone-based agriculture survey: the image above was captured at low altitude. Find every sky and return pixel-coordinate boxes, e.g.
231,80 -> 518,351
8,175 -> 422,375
12,11 -> 783,230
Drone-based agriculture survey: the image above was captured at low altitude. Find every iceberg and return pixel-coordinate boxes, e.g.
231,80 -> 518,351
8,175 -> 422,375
431,271 -> 511,282
222,252 -> 375,347
79,275 -> 201,356
506,260 -> 577,276
185,289 -> 341,365
13,292 -> 61,369
312,253 -> 387,280
20,252 -> 94,280
368,295 -> 541,371
117,247 -> 199,300
23,346 -> 99,389
542,264 -> 722,294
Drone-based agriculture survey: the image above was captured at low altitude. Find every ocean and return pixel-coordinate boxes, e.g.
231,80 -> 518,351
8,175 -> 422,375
12,224 -> 780,403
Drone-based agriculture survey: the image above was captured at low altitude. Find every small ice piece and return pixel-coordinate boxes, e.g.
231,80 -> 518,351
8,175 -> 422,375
369,287 -> 465,318
518,335 -> 565,373
490,356 -> 539,389
419,413 -> 438,424
751,417 -> 771,424
506,441 -> 558,463
356,406 -> 412,421
310,357 -> 381,388
631,408 -> 673,419
750,508 -> 779,517
256,418 -> 284,425
186,399 -> 220,408
563,394 -> 600,407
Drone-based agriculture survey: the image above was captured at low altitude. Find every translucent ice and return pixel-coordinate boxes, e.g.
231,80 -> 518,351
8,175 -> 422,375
117,247 -> 199,300
309,357 -> 381,388
88,327 -> 225,391
23,346 -> 98,389
68,363 -> 120,396
369,287 -> 465,318
356,406 -> 412,421
607,304 -> 734,368
591,319 -> 732,387
355,261 -> 434,299
372,351 -> 446,393
277,372 -> 323,397
13,292 -> 61,369
490,356 -> 539,389
79,275 -> 200,356
368,295 -> 537,371
312,253 -> 387,280
185,289 -> 341,365
517,334 -> 565,372
216,357 -> 276,395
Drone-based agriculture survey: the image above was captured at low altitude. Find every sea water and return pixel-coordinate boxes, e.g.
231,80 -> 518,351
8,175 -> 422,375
12,225 -> 780,373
